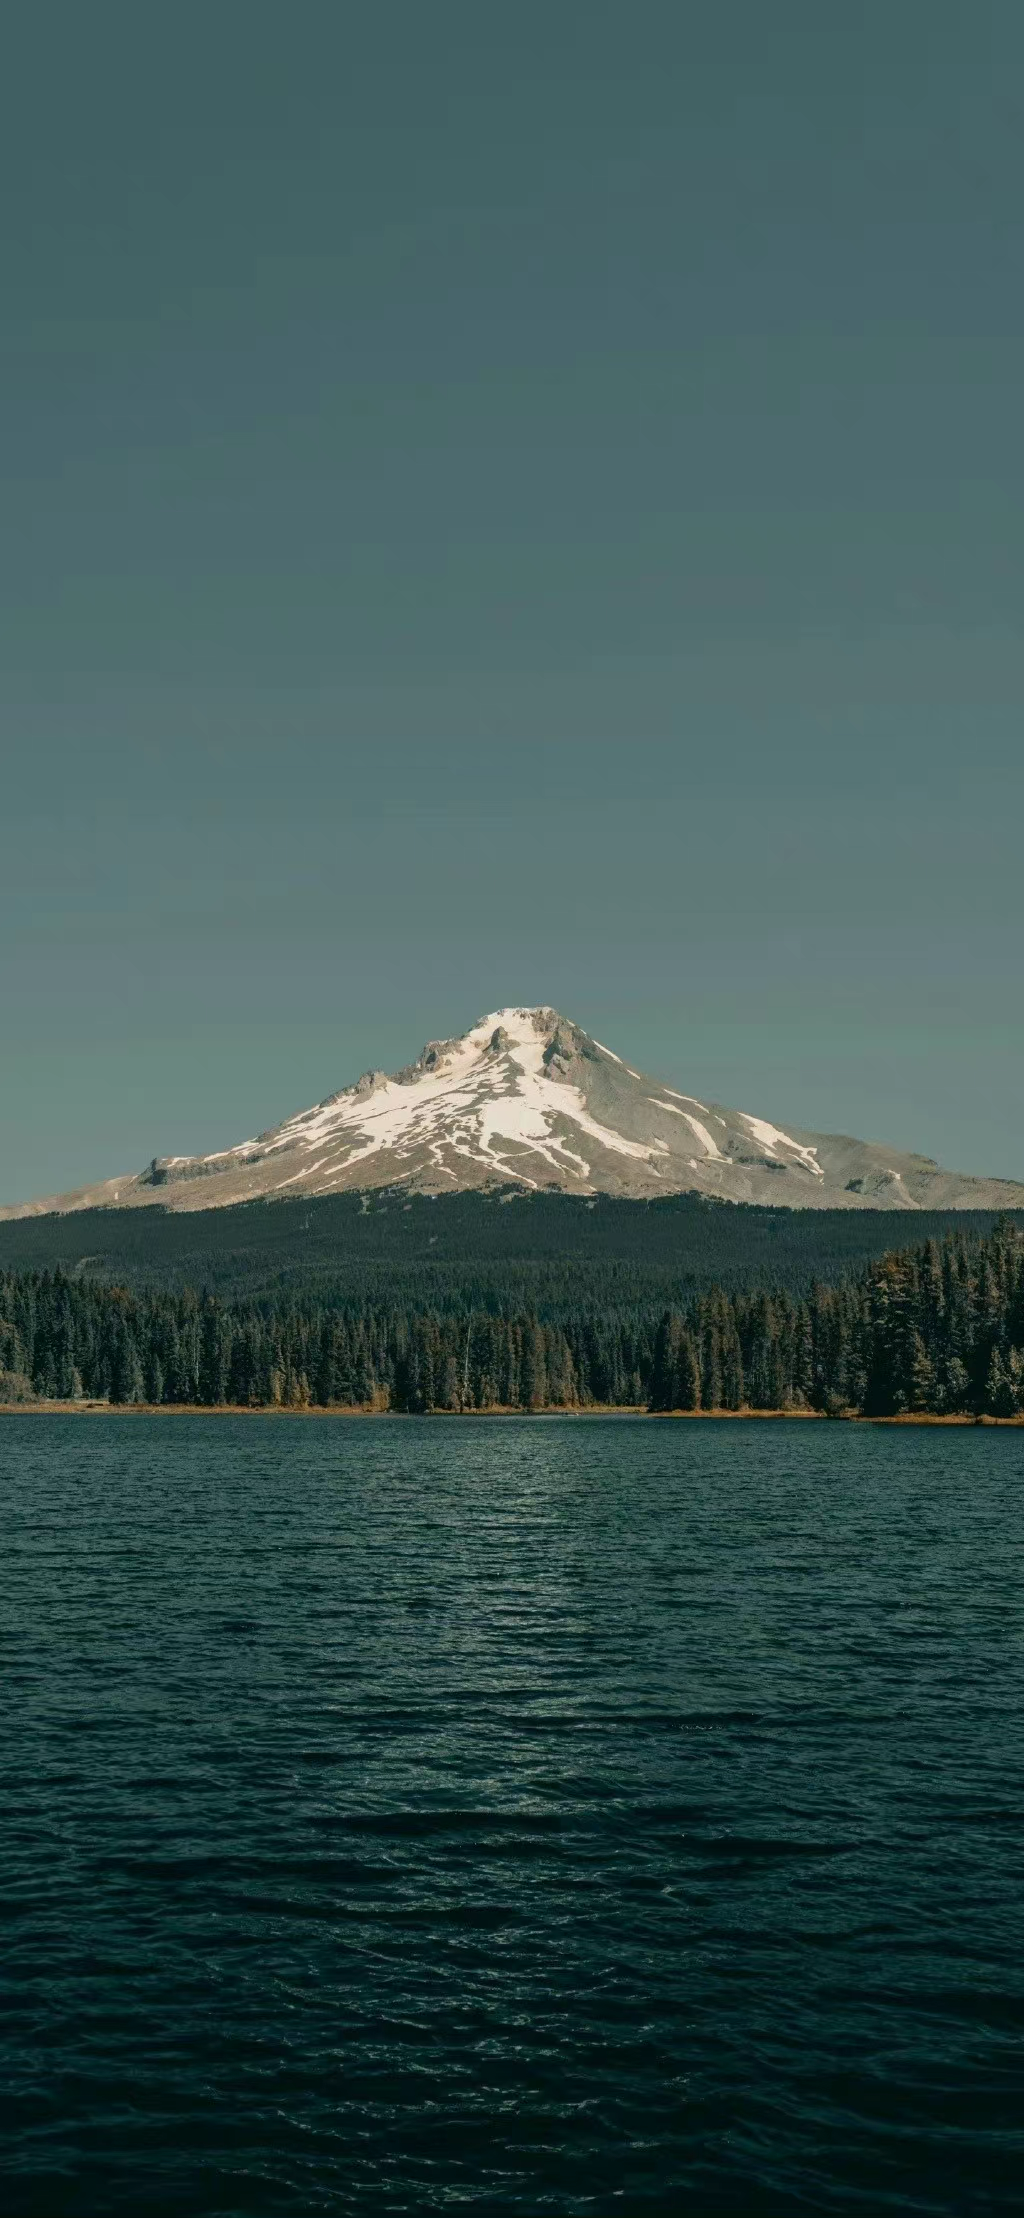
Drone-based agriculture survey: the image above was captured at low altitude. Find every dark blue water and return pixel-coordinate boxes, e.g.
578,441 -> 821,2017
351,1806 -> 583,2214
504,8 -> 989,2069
1,1416 -> 1022,2215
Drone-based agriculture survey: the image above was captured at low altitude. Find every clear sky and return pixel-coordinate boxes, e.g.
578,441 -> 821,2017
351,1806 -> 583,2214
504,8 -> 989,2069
3,1 -> 1023,1202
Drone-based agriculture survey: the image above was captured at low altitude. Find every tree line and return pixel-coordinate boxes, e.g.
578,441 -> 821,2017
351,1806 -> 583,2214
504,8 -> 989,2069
2,1220 -> 1024,1416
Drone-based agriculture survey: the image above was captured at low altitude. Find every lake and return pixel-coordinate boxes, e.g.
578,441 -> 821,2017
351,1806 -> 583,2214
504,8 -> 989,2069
1,1416 -> 1022,2214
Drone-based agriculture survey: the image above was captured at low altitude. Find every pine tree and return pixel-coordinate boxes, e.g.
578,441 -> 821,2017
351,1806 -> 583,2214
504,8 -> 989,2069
701,1324 -> 723,1413
907,1331 -> 936,1413
675,1331 -> 700,1410
650,1312 -> 680,1411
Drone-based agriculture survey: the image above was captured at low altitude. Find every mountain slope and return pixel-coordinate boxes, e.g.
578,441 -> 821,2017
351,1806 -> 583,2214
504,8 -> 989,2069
4,1006 -> 1022,1217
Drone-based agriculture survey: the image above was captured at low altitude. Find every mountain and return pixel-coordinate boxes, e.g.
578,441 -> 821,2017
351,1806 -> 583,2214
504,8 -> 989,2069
4,1006 -> 1023,1218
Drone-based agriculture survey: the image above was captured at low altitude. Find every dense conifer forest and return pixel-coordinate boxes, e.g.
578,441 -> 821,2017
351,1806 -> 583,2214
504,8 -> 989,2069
3,1221 -> 1024,1417
2,1190 -> 1023,1300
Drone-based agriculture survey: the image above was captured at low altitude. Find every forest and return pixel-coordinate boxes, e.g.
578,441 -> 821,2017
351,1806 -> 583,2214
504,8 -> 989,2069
2,1219 -> 1024,1417
3,1189 -> 1023,1299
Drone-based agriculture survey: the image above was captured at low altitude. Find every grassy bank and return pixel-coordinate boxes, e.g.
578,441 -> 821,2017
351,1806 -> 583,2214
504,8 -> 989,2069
4,1400 -> 1022,1424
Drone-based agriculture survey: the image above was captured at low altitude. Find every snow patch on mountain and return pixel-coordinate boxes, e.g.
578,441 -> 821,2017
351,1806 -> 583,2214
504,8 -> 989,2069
739,1112 -> 824,1178
681,1113 -> 728,1161
663,1087 -> 709,1111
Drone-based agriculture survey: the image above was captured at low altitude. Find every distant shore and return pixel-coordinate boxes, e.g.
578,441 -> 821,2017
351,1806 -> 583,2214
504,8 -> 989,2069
2,1401 -> 1022,1425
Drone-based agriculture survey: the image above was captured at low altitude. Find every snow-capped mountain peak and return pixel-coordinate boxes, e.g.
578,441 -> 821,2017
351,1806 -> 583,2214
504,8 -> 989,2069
262,1008 -> 661,1192
4,1006 -> 1023,1217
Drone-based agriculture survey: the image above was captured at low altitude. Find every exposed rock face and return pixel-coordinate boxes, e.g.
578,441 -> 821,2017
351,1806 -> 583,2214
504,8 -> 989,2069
4,1006 -> 1023,1218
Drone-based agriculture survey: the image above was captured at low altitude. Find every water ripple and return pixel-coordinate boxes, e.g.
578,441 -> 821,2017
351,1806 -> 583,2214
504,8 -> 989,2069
1,1415 -> 1022,2214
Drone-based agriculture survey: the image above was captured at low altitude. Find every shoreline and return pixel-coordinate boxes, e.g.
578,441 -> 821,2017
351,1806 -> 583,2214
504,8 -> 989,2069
2,1402 -> 1022,1425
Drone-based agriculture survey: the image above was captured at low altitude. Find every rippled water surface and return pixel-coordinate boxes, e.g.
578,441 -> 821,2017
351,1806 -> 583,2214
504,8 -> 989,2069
2,1416 -> 1023,2215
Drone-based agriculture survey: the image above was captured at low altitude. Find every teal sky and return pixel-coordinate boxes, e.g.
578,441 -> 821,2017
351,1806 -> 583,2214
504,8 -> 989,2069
3,1 -> 1023,1201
